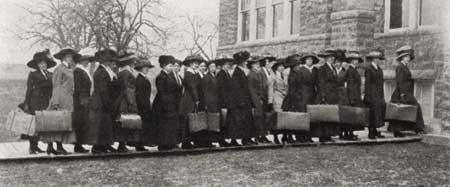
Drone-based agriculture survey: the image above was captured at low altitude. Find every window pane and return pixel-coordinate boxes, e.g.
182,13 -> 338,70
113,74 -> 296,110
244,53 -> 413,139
272,0 -> 284,3
273,3 -> 284,37
242,0 -> 251,10
390,0 -> 410,29
242,11 -> 250,41
256,8 -> 266,39
419,0 -> 442,26
290,0 -> 301,34
256,0 -> 266,7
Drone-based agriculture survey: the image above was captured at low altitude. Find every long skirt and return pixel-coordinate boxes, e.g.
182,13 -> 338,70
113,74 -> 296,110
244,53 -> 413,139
114,125 -> 142,144
388,104 -> 425,132
310,122 -> 340,138
225,108 -> 255,139
38,131 -> 76,144
178,114 -> 191,142
72,106 -> 90,144
155,114 -> 180,146
85,110 -> 114,146
140,115 -> 156,145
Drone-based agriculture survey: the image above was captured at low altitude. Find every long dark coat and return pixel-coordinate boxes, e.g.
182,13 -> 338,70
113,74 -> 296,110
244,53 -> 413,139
201,72 -> 220,113
152,70 -> 183,146
87,65 -> 119,145
337,68 -> 349,105
178,70 -> 200,142
318,64 -> 339,104
24,70 -> 53,114
114,69 -> 141,143
363,64 -> 386,128
248,70 -> 269,136
346,66 -> 363,107
135,73 -> 154,144
299,66 -> 319,111
388,63 -> 425,132
281,68 -> 303,112
219,67 -> 255,139
73,67 -> 92,144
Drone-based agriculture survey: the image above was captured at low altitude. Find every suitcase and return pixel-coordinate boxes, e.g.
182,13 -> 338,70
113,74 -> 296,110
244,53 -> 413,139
339,106 -> 369,126
275,112 -> 310,131
206,113 -> 221,132
188,112 -> 208,132
118,114 -> 142,129
35,110 -> 72,132
307,105 -> 340,123
385,103 -> 418,123
4,110 -> 36,135
220,109 -> 228,128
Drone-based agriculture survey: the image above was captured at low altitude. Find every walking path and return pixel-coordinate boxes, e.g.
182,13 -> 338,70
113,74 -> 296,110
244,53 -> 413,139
0,130 -> 422,162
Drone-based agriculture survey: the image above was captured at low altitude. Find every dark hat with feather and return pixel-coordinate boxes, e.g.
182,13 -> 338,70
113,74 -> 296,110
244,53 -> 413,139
27,49 -> 57,69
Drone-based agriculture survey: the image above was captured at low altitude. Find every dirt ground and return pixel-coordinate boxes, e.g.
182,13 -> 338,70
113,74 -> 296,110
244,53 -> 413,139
0,142 -> 448,187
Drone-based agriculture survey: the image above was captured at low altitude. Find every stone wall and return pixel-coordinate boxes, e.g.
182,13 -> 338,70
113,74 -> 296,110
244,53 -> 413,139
218,0 -> 238,46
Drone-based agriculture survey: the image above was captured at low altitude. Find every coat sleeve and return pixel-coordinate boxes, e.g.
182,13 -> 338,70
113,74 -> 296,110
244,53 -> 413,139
24,72 -> 35,106
396,66 -> 409,96
155,74 -> 171,112
135,77 -> 151,113
364,68 -> 372,104
267,74 -> 274,104
318,67 -> 327,103
49,67 -> 63,108
248,73 -> 261,108
185,73 -> 199,103
124,73 -> 138,112
97,71 -> 114,112
74,70 -> 90,106
346,69 -> 356,103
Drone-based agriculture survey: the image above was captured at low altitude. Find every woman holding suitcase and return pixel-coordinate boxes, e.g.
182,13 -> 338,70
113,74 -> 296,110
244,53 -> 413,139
44,48 -> 80,155
23,49 -> 56,154
135,57 -> 155,147
388,46 -> 425,137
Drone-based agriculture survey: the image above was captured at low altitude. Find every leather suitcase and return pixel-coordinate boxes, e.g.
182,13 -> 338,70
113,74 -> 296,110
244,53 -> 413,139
35,110 -> 72,132
276,112 -> 310,131
4,109 -> 36,135
118,114 -> 143,129
339,106 -> 369,126
188,112 -> 208,133
385,103 -> 418,123
307,105 -> 340,123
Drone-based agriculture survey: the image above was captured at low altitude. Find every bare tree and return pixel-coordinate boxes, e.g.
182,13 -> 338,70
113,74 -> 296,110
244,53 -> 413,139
181,14 -> 218,61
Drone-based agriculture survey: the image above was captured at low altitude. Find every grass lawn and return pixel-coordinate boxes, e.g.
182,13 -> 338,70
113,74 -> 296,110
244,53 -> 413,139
0,142 -> 449,186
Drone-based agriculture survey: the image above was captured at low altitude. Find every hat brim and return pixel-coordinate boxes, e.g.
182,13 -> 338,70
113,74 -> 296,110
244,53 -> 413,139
300,55 -> 319,65
318,52 -> 336,58
347,57 -> 364,63
259,56 -> 276,63
396,53 -> 415,61
134,64 -> 154,70
27,58 -> 57,69
183,59 -> 205,66
54,49 -> 81,61
76,55 -> 95,63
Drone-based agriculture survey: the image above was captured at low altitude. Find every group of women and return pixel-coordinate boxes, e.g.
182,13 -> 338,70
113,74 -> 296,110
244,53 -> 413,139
21,45 -> 425,154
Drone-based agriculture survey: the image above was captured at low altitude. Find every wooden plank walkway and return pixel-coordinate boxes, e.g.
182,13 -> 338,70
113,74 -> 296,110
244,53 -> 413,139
0,131 -> 422,162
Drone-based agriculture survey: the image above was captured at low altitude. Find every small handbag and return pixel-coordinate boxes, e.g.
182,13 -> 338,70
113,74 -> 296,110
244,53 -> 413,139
118,114 -> 143,129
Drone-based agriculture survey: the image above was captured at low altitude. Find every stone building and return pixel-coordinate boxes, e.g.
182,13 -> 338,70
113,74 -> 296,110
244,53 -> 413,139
217,0 -> 450,134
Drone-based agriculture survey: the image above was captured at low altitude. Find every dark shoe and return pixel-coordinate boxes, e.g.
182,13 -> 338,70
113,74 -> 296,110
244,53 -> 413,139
117,144 -> 130,153
249,139 -> 258,145
46,144 -> 58,155
305,138 -> 314,143
415,130 -> 425,135
229,140 -> 240,146
181,142 -> 194,149
29,148 -> 37,155
241,139 -> 253,146
135,146 -> 148,152
91,146 -> 106,154
394,132 -> 406,138
258,136 -> 272,144
158,145 -> 175,151
218,140 -> 231,147
376,131 -> 385,138
273,135 -> 281,144
56,147 -> 70,155
74,145 -> 89,153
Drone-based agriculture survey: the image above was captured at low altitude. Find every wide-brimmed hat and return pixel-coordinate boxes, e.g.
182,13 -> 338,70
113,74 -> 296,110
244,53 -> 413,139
27,49 -> 57,69
54,48 -> 81,61
117,52 -> 137,67
335,49 -> 347,62
246,56 -> 262,69
396,45 -> 413,56
365,50 -> 385,60
212,55 -> 234,66
233,51 -> 251,64
159,55 -> 175,67
258,53 -> 277,65
300,53 -> 319,65
396,51 -> 415,62
77,47 -> 96,63
94,49 -> 118,63
285,54 -> 302,68
318,48 -> 338,58
346,51 -> 363,63
134,56 -> 154,70
271,58 -> 286,72
183,54 -> 205,66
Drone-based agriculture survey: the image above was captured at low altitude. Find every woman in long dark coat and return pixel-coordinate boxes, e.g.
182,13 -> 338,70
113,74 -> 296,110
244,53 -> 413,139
179,55 -> 203,149
344,51 -> 365,140
88,49 -> 119,154
135,57 -> 155,146
280,54 -> 303,144
296,53 -> 320,143
153,55 -> 182,151
23,49 -> 55,154
73,54 -> 94,153
334,52 -> 350,140
220,51 -> 256,146
388,46 -> 425,137
363,50 -> 386,139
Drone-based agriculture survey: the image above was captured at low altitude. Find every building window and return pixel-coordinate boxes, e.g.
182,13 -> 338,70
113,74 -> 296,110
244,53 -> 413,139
419,0 -> 442,26
385,0 -> 444,32
290,0 -> 301,34
256,0 -> 266,39
389,0 -> 410,29
272,0 -> 284,37
241,0 -> 251,41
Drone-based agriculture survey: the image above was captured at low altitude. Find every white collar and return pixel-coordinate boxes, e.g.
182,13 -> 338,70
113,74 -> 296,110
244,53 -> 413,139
101,64 -> 116,80
371,62 -> 378,69
305,65 -> 314,72
350,64 -> 356,69
186,67 -> 196,74
119,65 -> 132,73
162,69 -> 170,74
326,62 -> 334,69
61,60 -> 69,67
401,61 -> 408,66
138,72 -> 148,78
76,64 -> 94,95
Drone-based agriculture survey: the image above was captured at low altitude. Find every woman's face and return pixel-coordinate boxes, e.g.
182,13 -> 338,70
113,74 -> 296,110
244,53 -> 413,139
401,55 -> 411,64
276,65 -> 285,73
64,55 -> 75,66
163,63 -> 174,73
306,57 -> 313,67
215,65 -> 222,73
141,67 -> 150,75
351,59 -> 359,65
37,61 -> 48,70
208,63 -> 216,73
222,62 -> 231,70
251,63 -> 260,71
191,62 -> 199,70
199,62 -> 207,73
173,63 -> 181,73
80,60 -> 89,67
334,61 -> 342,69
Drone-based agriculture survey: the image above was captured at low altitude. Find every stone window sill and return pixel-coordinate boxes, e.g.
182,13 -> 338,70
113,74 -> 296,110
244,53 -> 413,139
375,26 -> 443,39
218,34 -> 327,50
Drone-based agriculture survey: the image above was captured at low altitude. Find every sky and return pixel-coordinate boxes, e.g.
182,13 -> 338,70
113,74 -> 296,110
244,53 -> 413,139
0,0 -> 220,64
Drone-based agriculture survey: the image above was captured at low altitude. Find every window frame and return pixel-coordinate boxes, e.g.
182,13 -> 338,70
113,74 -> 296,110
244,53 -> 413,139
255,0 -> 267,40
384,0 -> 440,33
